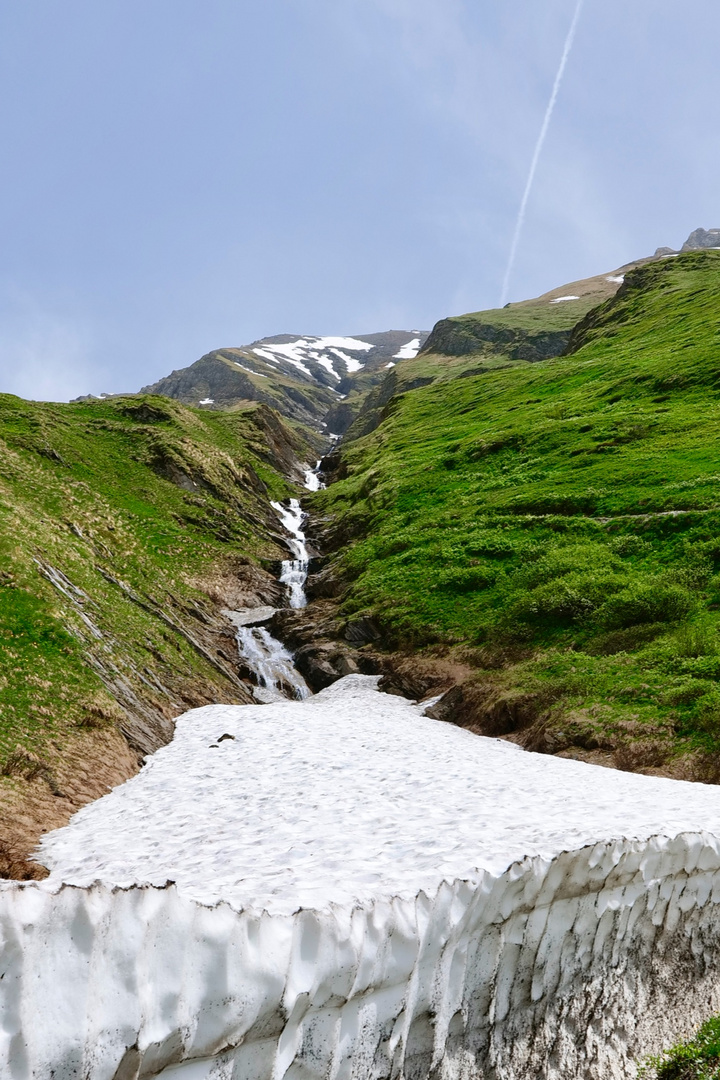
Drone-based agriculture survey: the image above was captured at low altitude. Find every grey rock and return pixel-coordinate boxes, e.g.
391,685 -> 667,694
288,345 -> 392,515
681,227 -> 720,252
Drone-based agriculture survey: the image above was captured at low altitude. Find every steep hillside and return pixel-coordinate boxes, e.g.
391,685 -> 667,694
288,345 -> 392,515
141,330 -> 429,434
0,394 -> 314,877
341,260 -> 646,441
307,250 -> 720,779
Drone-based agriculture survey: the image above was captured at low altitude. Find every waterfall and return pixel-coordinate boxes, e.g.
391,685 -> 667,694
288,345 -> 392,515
229,464 -> 324,703
235,625 -> 311,702
271,498 -> 310,610
304,460 -> 325,492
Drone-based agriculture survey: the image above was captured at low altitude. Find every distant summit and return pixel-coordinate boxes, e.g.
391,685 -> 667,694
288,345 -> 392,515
655,227 -> 720,257
681,227 -> 720,251
140,330 -> 429,435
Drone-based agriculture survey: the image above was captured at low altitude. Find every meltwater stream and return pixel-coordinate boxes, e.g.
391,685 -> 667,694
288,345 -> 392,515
227,465 -> 323,703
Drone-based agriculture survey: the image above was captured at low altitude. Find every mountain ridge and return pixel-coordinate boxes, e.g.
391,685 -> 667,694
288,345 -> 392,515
139,329 -> 429,435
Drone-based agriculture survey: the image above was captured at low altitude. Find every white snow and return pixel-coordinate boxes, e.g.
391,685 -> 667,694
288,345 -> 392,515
6,676 -> 720,1078
251,337 -> 373,382
606,275 -> 625,284
330,347 -> 364,373
385,361 -> 396,368
314,356 -> 339,380
313,336 -> 373,352
232,361 -> 268,378
252,343 -> 313,377
393,336 -> 422,360
251,337 -> 374,383
34,675 -> 720,911
252,348 -> 282,366
198,398 -> 214,405
549,295 -> 581,304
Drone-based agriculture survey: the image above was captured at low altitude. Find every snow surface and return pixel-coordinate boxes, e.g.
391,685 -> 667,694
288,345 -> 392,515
314,355 -> 339,379
606,275 -> 625,284
35,676 -> 720,912
252,337 -> 373,381
330,347 -> 364,373
393,336 -> 422,360
198,398 -> 214,404
6,676 -> 720,1079
252,345 -> 313,377
232,361 -> 268,378
549,295 -> 581,304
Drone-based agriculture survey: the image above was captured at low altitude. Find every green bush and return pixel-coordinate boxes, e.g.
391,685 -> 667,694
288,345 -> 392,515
673,620 -> 720,658
510,579 -> 602,626
640,1015 -> 720,1080
597,582 -> 693,630
434,565 -> 496,593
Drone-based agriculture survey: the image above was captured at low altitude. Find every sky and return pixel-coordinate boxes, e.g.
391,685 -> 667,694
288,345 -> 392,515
0,0 -> 718,401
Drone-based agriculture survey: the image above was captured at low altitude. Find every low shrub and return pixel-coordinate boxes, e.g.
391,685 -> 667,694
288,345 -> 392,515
597,582 -> 693,630
640,1014 -> 720,1080
673,620 -> 720,659
584,622 -> 667,656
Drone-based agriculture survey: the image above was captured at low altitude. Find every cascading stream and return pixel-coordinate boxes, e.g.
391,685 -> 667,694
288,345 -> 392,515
229,461 -> 324,703
270,498 -> 310,610
234,624 -> 310,703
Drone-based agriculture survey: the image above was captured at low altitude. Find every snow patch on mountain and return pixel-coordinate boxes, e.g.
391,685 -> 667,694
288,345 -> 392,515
394,335 -> 422,359
252,336 -> 373,380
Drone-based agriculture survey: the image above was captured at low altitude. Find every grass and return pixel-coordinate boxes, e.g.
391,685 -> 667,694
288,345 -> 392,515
313,251 -> 720,763
0,393 -> 310,773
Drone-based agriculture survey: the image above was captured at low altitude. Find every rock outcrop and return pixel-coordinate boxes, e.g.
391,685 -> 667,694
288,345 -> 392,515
681,227 -> 720,251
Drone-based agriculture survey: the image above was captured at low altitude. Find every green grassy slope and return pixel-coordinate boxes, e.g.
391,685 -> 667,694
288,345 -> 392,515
0,393 -> 310,873
313,251 -> 720,772
342,263 -> 635,441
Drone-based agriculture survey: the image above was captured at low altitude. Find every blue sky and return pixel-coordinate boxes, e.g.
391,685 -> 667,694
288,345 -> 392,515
0,0 -> 718,400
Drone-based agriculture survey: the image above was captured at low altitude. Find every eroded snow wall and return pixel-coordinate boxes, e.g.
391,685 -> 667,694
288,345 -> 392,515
3,676 -> 720,1079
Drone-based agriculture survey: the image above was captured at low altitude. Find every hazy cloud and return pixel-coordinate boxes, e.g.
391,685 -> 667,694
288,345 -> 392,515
0,291 -> 100,402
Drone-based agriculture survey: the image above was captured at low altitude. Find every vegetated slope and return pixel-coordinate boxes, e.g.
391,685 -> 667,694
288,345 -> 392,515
140,330 -> 429,434
311,251 -> 720,779
421,262 -> 634,360
0,393 -> 315,877
343,261 -> 643,441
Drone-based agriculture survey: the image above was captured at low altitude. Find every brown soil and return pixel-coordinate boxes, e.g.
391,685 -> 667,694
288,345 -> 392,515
0,726 -> 141,880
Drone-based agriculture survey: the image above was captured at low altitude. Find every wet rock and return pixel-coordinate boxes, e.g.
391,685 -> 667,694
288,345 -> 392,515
344,618 -> 382,646
294,644 -> 362,692
424,685 -> 465,722
305,566 -> 345,600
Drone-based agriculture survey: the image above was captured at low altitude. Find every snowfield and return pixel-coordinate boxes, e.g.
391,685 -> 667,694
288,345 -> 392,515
4,675 -> 720,1079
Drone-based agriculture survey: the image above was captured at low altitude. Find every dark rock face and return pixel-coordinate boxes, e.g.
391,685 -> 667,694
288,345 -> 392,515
681,228 -> 720,252
420,318 -> 571,363
267,602 -> 378,693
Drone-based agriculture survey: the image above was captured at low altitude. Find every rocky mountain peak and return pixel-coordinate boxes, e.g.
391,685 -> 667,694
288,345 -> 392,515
655,227 -> 720,257
681,227 -> 720,251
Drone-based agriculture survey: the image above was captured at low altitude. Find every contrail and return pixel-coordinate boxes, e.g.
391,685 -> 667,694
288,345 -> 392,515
500,0 -> 585,307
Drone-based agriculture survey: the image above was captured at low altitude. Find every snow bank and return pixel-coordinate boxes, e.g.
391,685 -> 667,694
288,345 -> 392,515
4,676 -> 720,1079
393,336 -> 422,360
